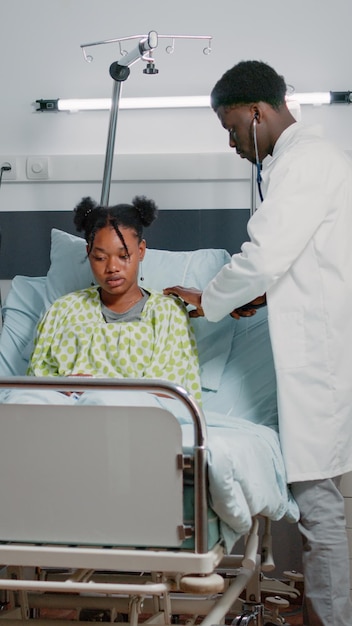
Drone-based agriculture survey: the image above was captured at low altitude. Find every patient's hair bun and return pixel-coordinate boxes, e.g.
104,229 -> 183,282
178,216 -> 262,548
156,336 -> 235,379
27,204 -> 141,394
131,195 -> 158,227
73,196 -> 98,232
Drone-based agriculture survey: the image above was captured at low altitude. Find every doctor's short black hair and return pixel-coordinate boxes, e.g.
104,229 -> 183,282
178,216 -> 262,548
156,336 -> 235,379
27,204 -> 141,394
210,60 -> 287,111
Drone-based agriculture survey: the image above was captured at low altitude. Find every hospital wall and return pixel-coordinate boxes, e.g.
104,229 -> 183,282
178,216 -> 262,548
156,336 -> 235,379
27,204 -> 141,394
0,0 -> 352,275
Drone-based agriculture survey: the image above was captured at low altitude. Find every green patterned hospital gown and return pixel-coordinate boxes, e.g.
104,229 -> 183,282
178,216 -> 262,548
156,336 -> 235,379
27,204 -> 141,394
28,287 -> 202,403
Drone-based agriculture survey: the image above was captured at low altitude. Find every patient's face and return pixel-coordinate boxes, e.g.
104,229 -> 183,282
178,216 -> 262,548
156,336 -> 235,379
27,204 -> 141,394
88,226 -> 146,306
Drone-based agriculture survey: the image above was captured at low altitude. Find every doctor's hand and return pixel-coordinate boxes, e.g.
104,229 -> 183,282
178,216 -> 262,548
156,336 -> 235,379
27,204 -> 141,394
230,295 -> 267,320
163,286 -> 204,317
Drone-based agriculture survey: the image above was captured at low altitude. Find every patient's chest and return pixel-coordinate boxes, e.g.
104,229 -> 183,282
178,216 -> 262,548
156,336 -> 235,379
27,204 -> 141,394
50,321 -> 156,377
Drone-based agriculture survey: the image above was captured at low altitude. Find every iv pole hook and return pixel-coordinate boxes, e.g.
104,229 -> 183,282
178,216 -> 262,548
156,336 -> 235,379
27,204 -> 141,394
100,31 -> 158,205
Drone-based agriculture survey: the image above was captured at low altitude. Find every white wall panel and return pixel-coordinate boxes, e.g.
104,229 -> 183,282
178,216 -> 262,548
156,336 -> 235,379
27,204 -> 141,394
0,153 -> 251,183
0,153 -> 252,211
0,0 -> 351,214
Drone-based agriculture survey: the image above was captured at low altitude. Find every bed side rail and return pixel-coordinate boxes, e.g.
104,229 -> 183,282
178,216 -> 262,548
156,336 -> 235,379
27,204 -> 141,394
0,376 -> 209,554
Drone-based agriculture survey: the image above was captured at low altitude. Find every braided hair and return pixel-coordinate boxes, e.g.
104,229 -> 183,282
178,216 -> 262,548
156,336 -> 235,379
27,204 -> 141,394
74,196 -> 158,257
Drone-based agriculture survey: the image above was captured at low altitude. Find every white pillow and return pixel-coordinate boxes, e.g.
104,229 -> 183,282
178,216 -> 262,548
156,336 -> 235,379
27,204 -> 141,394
45,229 -> 234,391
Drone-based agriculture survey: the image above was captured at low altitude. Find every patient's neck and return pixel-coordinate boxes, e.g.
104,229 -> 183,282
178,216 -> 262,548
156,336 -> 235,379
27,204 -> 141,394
99,286 -> 144,313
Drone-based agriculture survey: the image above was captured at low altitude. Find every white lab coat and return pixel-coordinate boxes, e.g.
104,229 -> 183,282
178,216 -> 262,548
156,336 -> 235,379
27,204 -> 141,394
202,122 -> 352,483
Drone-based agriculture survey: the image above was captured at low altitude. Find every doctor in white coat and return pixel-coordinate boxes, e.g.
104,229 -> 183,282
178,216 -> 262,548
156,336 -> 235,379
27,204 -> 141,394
164,60 -> 352,625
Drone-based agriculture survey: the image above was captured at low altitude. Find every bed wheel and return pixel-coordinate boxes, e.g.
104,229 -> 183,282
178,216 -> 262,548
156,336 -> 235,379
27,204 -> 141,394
231,601 -> 264,624
179,572 -> 224,594
282,569 -> 304,583
264,595 -> 290,626
265,596 -> 289,610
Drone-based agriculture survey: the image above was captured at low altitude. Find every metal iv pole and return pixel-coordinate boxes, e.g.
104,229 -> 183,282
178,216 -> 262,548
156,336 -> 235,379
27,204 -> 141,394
99,31 -> 158,206
80,31 -> 212,206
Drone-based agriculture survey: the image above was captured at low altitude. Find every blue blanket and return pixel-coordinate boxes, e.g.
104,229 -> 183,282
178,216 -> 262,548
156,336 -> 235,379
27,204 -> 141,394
161,398 -> 299,552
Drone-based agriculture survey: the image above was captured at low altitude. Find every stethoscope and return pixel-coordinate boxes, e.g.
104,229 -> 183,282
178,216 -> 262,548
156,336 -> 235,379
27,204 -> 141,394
253,115 -> 264,203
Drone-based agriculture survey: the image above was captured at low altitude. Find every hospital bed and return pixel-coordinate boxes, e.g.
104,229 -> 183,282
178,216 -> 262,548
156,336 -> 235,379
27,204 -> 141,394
0,228 -> 299,625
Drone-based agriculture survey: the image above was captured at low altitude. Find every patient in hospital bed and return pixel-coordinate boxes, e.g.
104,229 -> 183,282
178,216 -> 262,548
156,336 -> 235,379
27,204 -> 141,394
4,195 -> 202,405
0,202 -> 299,552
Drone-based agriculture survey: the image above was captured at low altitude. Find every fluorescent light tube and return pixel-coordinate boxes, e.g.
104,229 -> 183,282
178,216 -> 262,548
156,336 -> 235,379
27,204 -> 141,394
36,91 -> 352,113
287,92 -> 331,105
36,96 -> 211,112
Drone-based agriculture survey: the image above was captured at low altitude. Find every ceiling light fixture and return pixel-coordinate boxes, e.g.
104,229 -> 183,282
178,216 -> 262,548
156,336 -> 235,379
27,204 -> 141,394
35,95 -> 211,112
36,91 -> 352,113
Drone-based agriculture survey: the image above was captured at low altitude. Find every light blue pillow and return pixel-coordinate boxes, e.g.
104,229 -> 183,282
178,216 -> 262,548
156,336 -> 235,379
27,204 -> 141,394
0,275 -> 47,376
141,247 -> 230,291
46,228 -> 231,305
45,230 -> 234,391
45,229 -> 94,304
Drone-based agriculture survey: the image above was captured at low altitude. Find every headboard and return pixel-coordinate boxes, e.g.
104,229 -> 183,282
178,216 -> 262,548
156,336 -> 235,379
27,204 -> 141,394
0,208 -> 249,279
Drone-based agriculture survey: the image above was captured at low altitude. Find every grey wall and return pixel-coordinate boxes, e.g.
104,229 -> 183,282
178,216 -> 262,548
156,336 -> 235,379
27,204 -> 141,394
0,0 -> 352,214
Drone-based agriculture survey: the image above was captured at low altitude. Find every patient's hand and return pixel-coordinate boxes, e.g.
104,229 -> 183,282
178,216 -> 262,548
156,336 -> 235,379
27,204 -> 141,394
230,295 -> 266,320
163,286 -> 204,317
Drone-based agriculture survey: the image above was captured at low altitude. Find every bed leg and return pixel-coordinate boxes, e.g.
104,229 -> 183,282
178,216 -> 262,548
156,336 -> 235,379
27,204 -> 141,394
242,517 -> 259,571
261,518 -> 275,572
129,596 -> 144,626
162,589 -> 172,625
199,565 -> 256,626
244,556 -> 261,604
6,567 -> 30,621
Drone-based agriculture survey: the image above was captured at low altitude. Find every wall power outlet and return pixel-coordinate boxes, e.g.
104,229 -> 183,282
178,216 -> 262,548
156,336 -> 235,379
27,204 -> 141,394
0,157 -> 17,180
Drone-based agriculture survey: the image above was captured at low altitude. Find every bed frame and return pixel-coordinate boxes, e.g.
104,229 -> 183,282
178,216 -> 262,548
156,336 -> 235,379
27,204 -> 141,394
0,376 -> 269,625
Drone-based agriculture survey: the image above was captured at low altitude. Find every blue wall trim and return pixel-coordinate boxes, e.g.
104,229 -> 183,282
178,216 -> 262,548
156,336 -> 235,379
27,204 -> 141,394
0,209 -> 250,278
